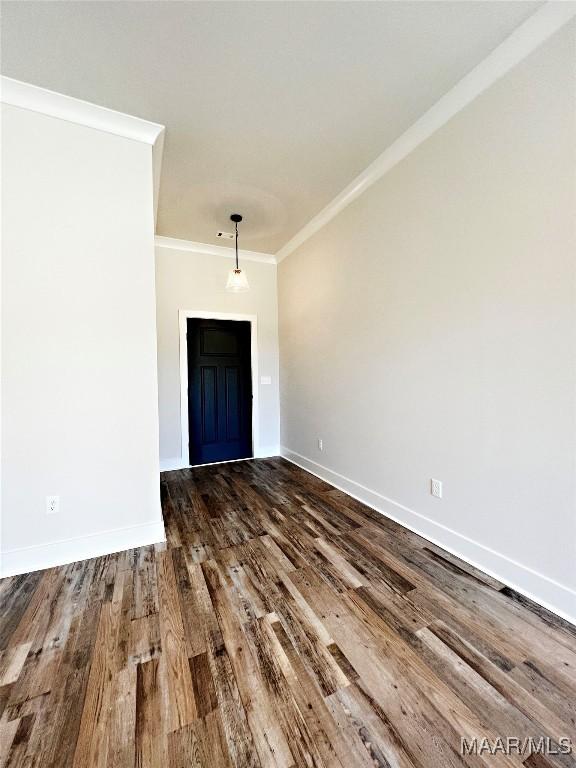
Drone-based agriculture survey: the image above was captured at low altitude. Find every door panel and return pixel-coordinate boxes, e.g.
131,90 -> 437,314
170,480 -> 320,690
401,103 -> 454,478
200,327 -> 239,355
200,366 -> 218,444
187,319 -> 252,465
225,366 -> 241,441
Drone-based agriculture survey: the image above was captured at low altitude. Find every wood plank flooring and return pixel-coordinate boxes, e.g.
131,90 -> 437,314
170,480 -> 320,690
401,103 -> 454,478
1,457 -> 575,767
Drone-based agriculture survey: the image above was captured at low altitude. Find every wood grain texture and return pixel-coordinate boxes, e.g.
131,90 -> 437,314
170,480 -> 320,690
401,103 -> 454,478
0,457 -> 574,766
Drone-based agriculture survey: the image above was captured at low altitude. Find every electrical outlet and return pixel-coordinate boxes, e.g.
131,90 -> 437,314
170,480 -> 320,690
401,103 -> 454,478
46,495 -> 59,515
430,479 -> 442,499
318,438 -> 323,451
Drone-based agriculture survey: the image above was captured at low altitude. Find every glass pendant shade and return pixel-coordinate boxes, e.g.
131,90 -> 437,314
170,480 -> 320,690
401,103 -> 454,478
226,267 -> 249,292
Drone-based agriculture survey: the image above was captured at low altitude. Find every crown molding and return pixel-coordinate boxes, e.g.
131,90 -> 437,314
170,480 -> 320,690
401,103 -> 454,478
152,131 -> 165,226
0,77 -> 164,144
155,235 -> 277,264
276,1 -> 576,263
1,77 -> 166,224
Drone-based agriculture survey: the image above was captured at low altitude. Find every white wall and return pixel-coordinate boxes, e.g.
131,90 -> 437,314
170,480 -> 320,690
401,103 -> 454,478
278,25 -> 576,622
155,246 -> 280,469
1,104 -> 164,576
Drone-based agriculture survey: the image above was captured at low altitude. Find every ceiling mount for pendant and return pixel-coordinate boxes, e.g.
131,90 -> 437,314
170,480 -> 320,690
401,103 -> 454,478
225,213 -> 249,293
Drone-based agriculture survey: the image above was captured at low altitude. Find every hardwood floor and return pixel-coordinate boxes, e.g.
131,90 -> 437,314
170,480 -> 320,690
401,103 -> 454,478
1,457 -> 575,767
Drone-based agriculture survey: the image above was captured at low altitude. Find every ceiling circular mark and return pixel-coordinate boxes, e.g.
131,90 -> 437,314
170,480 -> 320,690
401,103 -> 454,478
195,182 -> 287,242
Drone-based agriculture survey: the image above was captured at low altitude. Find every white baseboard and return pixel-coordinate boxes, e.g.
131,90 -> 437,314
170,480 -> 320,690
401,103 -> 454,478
280,447 -> 576,626
160,448 -> 279,473
254,446 -> 280,459
160,457 -> 188,472
0,519 -> 166,578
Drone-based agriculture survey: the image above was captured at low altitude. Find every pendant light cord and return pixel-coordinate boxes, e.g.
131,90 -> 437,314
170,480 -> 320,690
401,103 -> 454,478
235,220 -> 239,270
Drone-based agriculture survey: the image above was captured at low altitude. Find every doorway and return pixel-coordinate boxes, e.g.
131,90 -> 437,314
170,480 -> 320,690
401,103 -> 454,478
185,317 -> 253,466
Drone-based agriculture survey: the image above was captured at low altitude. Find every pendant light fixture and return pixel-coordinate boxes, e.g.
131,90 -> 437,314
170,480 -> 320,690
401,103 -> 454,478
225,213 -> 249,292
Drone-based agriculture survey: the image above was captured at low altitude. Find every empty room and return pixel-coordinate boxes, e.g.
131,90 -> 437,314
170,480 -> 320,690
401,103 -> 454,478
1,1 -> 575,766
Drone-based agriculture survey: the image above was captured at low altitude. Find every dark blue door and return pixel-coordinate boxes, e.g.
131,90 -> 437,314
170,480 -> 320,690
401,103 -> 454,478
187,318 -> 253,466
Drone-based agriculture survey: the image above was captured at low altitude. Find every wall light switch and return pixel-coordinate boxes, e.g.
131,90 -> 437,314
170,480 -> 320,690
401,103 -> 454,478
46,495 -> 59,515
260,376 -> 272,385
430,479 -> 442,499
318,438 -> 323,451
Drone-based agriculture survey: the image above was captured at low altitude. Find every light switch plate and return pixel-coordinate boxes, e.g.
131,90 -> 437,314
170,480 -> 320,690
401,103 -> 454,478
260,376 -> 272,385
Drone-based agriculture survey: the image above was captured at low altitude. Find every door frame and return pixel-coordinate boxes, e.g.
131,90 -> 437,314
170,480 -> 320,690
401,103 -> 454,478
178,310 -> 259,467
